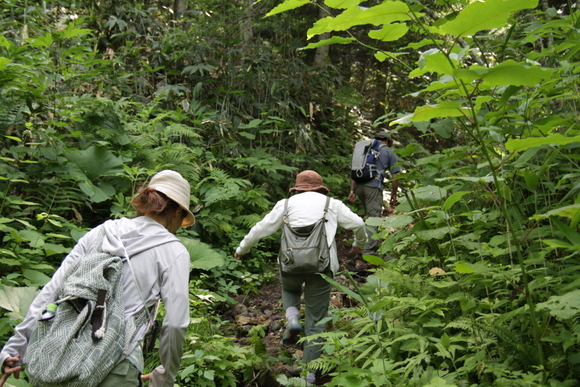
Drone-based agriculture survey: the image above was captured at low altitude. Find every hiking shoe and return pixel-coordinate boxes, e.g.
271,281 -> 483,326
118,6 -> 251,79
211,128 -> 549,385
282,316 -> 302,345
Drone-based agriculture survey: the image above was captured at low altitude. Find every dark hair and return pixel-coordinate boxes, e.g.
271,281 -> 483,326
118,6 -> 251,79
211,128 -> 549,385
132,187 -> 184,224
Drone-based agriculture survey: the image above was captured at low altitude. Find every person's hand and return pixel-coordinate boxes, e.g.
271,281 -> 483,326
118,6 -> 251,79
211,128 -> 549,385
0,354 -> 22,387
141,373 -> 151,382
389,196 -> 398,207
234,253 -> 242,260
349,246 -> 362,255
348,192 -> 356,204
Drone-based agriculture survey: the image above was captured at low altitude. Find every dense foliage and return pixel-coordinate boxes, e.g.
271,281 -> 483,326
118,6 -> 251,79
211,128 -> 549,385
1,0 -> 579,386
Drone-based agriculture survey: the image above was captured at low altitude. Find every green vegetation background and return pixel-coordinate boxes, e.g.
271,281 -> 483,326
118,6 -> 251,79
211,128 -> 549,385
1,0 -> 579,386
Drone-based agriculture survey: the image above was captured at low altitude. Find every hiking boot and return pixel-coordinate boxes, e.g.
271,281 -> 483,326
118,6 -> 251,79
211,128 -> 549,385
282,316 -> 302,345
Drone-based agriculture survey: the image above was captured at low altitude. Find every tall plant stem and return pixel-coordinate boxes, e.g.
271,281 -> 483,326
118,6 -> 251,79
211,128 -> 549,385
405,0 -> 547,377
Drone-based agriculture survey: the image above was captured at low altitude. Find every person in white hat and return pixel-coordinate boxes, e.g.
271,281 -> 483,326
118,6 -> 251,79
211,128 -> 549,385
0,170 -> 194,387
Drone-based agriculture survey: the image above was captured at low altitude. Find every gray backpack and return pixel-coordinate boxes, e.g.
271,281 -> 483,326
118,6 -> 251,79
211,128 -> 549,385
23,228 -> 151,387
278,196 -> 330,274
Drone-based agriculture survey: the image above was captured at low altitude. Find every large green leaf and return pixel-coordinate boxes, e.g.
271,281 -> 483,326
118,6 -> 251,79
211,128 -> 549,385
79,180 -> 117,203
17,229 -> 45,248
537,289 -> 580,320
438,0 -> 539,38
533,203 -> 580,221
303,36 -> 356,50
408,102 -> 470,122
23,269 -> 52,287
368,23 -> 408,42
454,61 -> 552,87
505,134 -> 580,152
0,285 -> 39,315
266,0 -> 310,17
412,185 -> 446,201
410,49 -> 456,77
307,1 -> 410,39
65,146 -> 124,181
178,237 -> 224,270
415,226 -> 456,240
326,0 -> 363,9
454,261 -> 494,274
443,191 -> 470,211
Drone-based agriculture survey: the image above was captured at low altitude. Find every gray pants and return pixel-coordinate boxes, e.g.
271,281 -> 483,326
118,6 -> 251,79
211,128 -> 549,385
281,270 -> 332,362
97,359 -> 142,387
354,184 -> 383,254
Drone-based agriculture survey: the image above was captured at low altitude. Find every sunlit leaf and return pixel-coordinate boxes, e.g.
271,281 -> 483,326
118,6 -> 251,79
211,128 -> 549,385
302,36 -> 355,49
505,134 -> 580,152
266,0 -> 310,17
454,261 -> 493,274
368,23 -> 408,42
454,61 -> 552,87
409,102 -> 470,122
307,1 -> 411,39
326,0 -> 363,8
410,49 -> 456,76
439,0 -> 539,38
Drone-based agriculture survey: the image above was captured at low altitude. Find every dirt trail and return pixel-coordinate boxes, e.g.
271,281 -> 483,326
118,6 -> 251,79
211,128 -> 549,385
226,229 -> 377,386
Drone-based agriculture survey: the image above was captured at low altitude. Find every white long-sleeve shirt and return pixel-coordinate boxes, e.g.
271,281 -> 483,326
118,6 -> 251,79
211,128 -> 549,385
236,191 -> 367,274
0,216 -> 190,387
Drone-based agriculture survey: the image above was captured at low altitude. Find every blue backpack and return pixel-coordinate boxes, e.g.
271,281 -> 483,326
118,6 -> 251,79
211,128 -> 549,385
350,139 -> 384,183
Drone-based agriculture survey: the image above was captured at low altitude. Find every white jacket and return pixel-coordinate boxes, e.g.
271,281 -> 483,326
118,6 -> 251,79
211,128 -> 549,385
236,191 -> 367,274
0,216 -> 190,387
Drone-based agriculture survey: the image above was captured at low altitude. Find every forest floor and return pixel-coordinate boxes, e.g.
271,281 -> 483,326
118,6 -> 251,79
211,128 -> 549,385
226,207 -> 396,386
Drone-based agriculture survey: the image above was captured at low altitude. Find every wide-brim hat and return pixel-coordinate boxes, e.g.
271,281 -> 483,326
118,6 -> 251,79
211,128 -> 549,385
289,170 -> 329,195
148,170 -> 195,226
375,131 -> 392,141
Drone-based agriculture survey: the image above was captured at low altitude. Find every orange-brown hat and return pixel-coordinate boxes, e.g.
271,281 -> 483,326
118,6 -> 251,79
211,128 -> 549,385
289,170 -> 329,195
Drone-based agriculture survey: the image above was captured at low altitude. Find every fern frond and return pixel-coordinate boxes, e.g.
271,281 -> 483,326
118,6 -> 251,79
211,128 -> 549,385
165,123 -> 202,140
233,214 -> 263,228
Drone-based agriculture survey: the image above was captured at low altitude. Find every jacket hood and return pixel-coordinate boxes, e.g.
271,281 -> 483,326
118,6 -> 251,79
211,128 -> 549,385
100,217 -> 180,258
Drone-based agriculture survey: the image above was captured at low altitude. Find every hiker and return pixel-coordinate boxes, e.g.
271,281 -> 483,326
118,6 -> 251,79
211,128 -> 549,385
234,170 -> 366,386
348,130 -> 401,256
0,170 -> 194,387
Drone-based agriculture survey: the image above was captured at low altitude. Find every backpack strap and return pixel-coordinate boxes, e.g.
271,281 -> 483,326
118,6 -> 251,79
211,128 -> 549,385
322,196 -> 330,221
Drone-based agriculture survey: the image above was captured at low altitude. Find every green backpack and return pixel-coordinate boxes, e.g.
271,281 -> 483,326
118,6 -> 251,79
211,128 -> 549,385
278,196 -> 331,274
23,228 -> 150,387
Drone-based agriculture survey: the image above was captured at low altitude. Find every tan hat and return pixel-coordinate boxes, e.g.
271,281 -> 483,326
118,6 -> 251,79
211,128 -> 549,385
148,170 -> 195,226
289,170 -> 329,195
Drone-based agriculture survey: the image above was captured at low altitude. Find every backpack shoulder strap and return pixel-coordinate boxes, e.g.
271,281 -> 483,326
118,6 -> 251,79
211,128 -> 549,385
282,199 -> 289,224
321,196 -> 330,221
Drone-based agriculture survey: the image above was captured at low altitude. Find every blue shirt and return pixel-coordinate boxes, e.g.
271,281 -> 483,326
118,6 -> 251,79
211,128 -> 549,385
364,144 -> 400,190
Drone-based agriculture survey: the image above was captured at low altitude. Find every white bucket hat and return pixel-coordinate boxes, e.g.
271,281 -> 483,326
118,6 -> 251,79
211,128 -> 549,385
148,170 -> 195,226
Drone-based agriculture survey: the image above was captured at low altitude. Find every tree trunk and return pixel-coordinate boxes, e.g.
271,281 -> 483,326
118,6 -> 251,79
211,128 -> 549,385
313,1 -> 330,67
241,0 -> 254,47
174,0 -> 186,19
